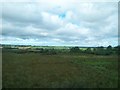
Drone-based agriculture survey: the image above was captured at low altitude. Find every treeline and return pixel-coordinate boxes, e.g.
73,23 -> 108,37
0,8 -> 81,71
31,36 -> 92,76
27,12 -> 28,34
2,45 -> 120,55
70,45 -> 120,55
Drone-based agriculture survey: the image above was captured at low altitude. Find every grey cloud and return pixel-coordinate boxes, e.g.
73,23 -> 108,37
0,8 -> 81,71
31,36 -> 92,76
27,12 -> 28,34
1,2 -> 118,46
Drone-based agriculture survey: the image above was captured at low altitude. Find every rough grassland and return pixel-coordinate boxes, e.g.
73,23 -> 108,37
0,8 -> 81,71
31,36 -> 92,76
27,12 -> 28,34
2,52 -> 118,88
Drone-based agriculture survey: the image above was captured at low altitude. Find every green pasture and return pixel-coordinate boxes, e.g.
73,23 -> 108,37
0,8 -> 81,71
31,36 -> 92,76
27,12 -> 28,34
2,51 -> 118,88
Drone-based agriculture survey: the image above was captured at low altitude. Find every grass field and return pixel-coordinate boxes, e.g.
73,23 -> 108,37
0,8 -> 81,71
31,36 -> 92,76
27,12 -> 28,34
2,51 -> 118,88
31,46 -> 70,50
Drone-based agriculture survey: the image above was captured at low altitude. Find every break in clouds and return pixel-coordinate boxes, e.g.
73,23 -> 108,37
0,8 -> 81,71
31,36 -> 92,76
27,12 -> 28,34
0,0 -> 118,46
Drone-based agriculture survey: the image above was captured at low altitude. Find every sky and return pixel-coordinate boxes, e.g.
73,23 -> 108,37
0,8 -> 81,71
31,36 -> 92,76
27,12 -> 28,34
0,0 -> 119,46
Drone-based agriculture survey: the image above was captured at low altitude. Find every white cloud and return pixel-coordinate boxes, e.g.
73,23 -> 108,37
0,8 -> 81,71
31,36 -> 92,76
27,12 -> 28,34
41,12 -> 64,30
1,1 -> 118,46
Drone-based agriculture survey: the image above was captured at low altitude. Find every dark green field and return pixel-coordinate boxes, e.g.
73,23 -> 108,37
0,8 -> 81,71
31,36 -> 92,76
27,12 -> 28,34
2,51 -> 118,88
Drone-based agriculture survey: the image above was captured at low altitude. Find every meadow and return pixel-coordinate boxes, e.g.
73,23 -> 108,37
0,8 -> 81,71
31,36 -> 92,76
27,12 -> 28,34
2,49 -> 118,88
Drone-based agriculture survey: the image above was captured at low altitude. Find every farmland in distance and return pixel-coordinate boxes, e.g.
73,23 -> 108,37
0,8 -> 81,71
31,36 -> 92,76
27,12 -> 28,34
2,45 -> 119,88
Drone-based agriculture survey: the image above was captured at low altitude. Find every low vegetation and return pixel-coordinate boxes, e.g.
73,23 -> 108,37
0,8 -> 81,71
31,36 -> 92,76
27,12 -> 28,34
2,45 -> 119,88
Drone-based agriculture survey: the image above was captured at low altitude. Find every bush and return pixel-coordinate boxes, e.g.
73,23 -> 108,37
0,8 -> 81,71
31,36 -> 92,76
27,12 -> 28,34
42,49 -> 57,55
70,47 -> 80,53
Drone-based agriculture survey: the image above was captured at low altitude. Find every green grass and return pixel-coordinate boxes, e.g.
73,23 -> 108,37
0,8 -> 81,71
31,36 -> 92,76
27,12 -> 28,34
2,52 -> 118,88
80,48 -> 87,51
31,46 -> 70,50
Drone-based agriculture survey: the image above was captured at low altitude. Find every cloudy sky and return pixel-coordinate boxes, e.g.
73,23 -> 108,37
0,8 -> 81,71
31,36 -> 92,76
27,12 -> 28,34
0,0 -> 119,46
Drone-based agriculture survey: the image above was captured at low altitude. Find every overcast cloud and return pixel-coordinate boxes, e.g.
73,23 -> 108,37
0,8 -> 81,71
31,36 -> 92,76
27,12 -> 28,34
0,0 -> 119,46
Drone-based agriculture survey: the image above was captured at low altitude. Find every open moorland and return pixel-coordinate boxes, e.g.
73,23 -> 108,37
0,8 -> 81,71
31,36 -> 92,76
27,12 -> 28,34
2,45 -> 119,88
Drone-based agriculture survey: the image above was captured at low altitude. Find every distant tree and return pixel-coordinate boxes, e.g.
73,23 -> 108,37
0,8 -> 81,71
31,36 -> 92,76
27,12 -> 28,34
93,48 -> 97,54
107,45 -> 112,50
85,47 -> 92,54
43,49 -> 57,55
49,49 -> 57,55
39,48 -> 44,53
93,46 -> 106,55
106,45 -> 113,55
70,47 -> 80,53
113,45 -> 120,55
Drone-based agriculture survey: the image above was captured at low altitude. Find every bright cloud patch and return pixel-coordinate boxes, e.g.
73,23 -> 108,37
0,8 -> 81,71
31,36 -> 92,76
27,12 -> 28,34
1,0 -> 118,46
